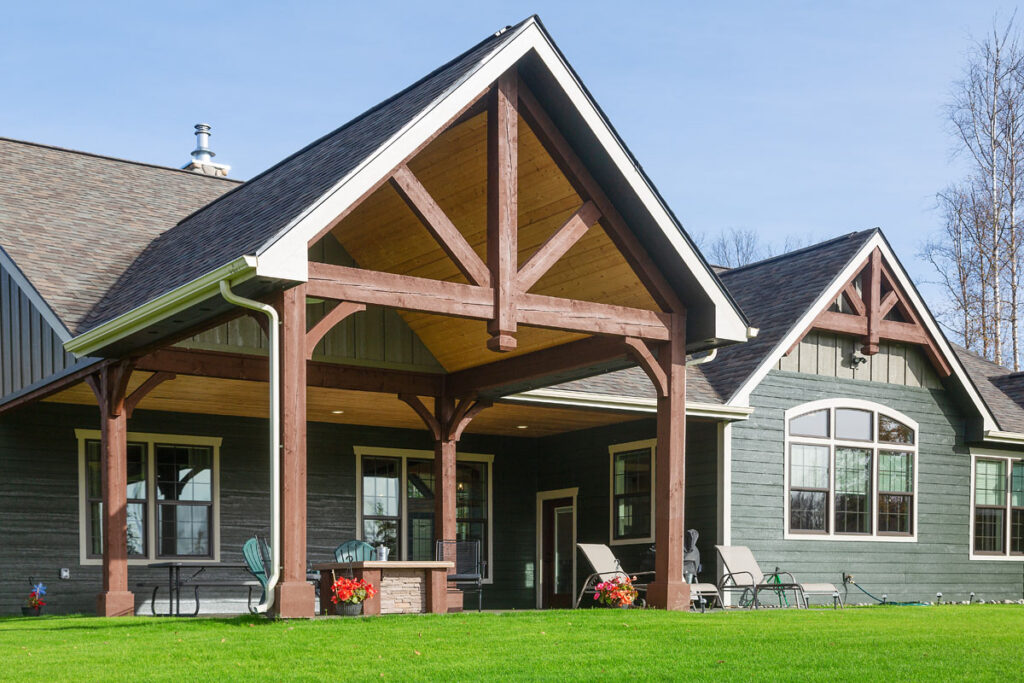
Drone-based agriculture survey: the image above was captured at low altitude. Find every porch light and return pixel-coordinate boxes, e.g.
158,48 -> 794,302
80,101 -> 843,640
331,410 -> 344,414
516,425 -> 528,429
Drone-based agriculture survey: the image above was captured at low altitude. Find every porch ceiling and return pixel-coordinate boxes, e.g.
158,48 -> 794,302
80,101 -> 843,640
42,372 -> 643,437
326,110 -> 659,372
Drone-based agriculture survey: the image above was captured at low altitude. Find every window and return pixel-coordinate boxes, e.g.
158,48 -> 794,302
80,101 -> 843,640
355,447 -> 493,580
77,430 -> 221,564
971,454 -> 1024,558
609,440 -> 656,544
784,401 -> 917,540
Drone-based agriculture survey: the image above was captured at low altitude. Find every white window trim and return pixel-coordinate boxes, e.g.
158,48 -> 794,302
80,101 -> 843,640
783,398 -> 918,542
608,438 -> 657,546
535,487 -> 579,609
968,448 -> 1024,561
353,446 -> 494,583
75,429 -> 222,566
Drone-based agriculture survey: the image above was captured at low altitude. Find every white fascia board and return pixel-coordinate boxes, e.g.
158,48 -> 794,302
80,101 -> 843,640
727,232 -> 999,432
504,387 -> 753,420
982,430 -> 1024,446
0,246 -> 72,341
64,256 -> 257,357
255,20 -> 748,344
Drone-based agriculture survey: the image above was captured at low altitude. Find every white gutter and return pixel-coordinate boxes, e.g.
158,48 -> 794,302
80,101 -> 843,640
982,429 -> 1024,446
686,348 -> 717,366
219,280 -> 281,614
503,387 -> 753,421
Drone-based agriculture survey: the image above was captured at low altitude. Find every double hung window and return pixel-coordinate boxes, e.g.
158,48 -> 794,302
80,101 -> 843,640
785,402 -> 916,539
609,440 -> 655,544
972,455 -> 1024,557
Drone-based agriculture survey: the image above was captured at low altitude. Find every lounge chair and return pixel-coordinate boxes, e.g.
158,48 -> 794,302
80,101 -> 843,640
715,545 -> 842,609
684,529 -> 722,612
575,543 -> 654,608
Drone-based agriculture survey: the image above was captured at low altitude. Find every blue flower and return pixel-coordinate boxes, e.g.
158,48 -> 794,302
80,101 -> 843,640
32,582 -> 46,596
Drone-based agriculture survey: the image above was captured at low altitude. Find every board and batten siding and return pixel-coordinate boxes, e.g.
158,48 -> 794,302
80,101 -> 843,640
778,330 -> 941,389
730,369 -> 1024,603
0,401 -> 537,614
175,234 -> 443,372
0,257 -> 78,398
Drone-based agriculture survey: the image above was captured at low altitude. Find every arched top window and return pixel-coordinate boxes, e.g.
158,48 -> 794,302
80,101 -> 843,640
784,400 -> 917,541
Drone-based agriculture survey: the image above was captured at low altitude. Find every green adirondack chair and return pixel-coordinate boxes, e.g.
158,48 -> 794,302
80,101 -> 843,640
243,536 -> 271,613
333,539 -> 377,563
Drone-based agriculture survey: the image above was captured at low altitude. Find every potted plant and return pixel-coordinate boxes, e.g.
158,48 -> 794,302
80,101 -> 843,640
593,575 -> 638,608
330,575 -> 377,616
22,582 -> 46,616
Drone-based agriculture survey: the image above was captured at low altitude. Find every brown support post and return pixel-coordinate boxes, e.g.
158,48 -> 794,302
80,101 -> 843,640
85,361 -> 136,617
433,396 -> 458,546
274,285 -> 316,618
862,248 -> 882,355
646,312 -> 690,611
487,70 -> 519,352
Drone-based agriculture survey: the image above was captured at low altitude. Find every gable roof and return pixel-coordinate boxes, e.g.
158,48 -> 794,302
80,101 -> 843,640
0,138 -> 238,335
953,344 -> 1024,434
64,15 -> 749,358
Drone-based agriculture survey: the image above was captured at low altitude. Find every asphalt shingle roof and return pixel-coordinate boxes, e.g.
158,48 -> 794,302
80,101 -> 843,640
78,21 -> 528,333
953,344 -> 1024,433
559,230 -> 876,404
0,138 -> 238,334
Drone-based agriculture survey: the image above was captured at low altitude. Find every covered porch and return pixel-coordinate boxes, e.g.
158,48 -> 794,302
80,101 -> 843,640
43,38 -> 747,617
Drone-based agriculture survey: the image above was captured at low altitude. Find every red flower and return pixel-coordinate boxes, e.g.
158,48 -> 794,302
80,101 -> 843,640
330,576 -> 377,605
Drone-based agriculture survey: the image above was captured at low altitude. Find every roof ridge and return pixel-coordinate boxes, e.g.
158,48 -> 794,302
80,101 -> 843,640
719,228 -> 879,276
163,16 -> 536,230
0,136 -> 243,183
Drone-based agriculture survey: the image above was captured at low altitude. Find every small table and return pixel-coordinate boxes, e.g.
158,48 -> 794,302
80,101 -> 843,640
313,561 -> 454,615
148,562 -> 250,616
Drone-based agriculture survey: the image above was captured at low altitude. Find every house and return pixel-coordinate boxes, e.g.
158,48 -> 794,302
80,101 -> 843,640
0,16 -> 751,616
2,16 -> 1022,618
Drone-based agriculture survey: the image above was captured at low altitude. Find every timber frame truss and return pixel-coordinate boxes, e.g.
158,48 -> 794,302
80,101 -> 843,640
791,247 -> 952,378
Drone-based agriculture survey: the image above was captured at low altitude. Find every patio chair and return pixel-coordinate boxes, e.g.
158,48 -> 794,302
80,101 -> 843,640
574,543 -> 654,608
683,529 -> 722,612
715,545 -> 842,609
332,539 -> 377,582
436,539 -> 485,612
243,536 -> 271,614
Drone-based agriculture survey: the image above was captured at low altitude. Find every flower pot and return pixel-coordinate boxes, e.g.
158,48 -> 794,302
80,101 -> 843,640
335,601 -> 363,617
21,607 -> 41,617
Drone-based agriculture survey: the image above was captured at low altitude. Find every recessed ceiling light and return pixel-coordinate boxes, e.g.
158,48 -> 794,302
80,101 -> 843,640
331,410 -> 344,414
516,425 -> 528,429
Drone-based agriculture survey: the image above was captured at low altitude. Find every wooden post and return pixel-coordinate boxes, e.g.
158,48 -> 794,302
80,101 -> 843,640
274,285 -> 316,618
487,70 -> 519,352
433,396 -> 457,546
862,248 -> 882,355
646,312 -> 691,611
86,361 -> 136,617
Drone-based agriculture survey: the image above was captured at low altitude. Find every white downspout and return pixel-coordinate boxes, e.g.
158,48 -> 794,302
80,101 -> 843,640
219,280 -> 281,614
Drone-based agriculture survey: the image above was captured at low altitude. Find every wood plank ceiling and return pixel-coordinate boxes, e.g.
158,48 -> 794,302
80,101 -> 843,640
326,111 -> 659,372
43,372 -> 643,438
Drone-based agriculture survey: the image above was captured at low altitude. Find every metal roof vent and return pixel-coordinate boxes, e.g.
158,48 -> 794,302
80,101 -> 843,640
182,123 -> 230,177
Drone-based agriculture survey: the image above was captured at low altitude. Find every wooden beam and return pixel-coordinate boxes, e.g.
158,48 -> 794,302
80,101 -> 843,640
446,398 -> 493,441
517,201 -> 601,292
306,85 -> 493,248
135,347 -> 444,396
517,83 -> 683,313
390,164 -> 491,287
878,290 -> 899,318
487,70 -> 519,352
624,337 -> 668,397
305,301 -> 366,359
842,283 -> 866,316
862,249 -> 882,354
307,261 -> 671,340
445,336 -> 628,398
398,394 -> 442,440
0,359 -> 112,417
124,371 -> 175,418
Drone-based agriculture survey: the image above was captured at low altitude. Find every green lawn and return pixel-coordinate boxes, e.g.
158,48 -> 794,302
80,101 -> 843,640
1,606 -> 1022,681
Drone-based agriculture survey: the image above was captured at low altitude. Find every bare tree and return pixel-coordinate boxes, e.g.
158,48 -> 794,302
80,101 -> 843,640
707,228 -> 772,268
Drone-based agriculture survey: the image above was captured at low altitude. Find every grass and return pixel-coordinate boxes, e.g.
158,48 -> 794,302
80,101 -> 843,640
1,606 -> 1022,681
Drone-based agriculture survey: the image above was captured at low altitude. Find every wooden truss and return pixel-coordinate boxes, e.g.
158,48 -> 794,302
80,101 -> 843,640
795,247 -> 951,377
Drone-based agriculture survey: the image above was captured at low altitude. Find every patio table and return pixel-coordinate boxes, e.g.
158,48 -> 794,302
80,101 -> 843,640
148,561 -> 250,616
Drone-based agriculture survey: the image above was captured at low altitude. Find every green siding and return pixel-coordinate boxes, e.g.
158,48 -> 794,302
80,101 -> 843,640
731,370 -> 1024,604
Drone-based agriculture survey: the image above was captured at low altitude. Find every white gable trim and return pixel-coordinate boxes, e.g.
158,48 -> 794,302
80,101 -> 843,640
728,232 -> 999,433
253,19 -> 748,345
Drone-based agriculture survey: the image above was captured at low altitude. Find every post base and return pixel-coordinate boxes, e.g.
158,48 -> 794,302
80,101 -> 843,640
645,581 -> 691,611
274,580 -> 316,618
96,590 -> 135,617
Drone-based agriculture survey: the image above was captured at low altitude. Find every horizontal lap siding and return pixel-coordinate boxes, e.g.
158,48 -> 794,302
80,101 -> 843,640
731,370 -> 1024,604
0,402 -> 536,614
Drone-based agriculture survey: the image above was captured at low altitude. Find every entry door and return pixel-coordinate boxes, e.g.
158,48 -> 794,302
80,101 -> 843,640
541,497 -> 575,608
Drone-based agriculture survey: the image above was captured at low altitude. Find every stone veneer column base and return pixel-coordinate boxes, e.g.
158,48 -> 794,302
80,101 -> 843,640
646,581 -> 691,611
96,590 -> 135,617
275,581 -> 316,618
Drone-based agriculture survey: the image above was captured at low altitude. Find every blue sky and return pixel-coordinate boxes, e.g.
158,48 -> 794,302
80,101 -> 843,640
1,1 -> 1020,294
